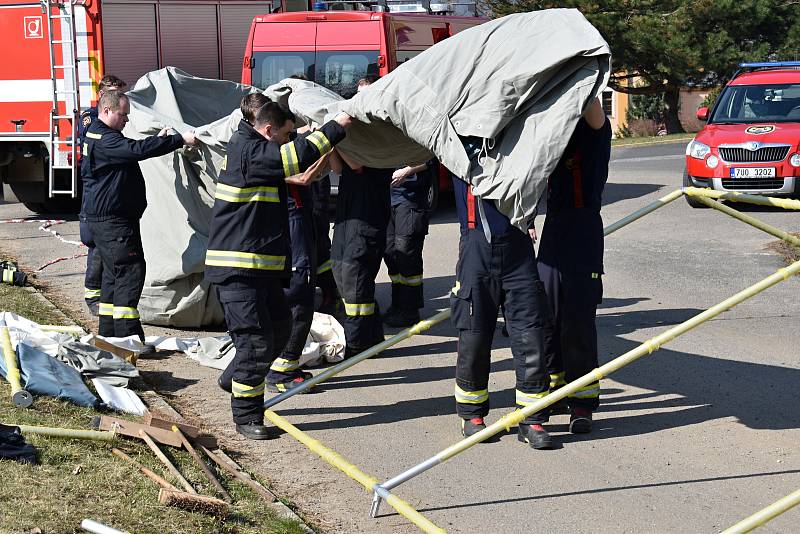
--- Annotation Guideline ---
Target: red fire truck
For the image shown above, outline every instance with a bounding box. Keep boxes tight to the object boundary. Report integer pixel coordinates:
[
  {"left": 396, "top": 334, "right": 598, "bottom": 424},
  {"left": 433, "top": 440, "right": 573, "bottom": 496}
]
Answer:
[
  {"left": 241, "top": 4, "right": 486, "bottom": 207},
  {"left": 0, "top": 0, "right": 274, "bottom": 213}
]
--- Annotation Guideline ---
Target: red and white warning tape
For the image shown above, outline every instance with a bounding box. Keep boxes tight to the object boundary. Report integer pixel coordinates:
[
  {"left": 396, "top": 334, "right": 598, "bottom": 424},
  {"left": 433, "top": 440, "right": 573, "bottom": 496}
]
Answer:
[{"left": 0, "top": 218, "right": 85, "bottom": 272}]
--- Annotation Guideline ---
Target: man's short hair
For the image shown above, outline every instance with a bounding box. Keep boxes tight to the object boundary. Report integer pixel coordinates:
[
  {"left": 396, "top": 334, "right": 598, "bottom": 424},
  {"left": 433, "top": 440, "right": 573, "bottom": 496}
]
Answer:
[
  {"left": 357, "top": 74, "right": 380, "bottom": 87},
  {"left": 99, "top": 74, "right": 126, "bottom": 91},
  {"left": 98, "top": 90, "right": 128, "bottom": 112},
  {"left": 240, "top": 93, "right": 271, "bottom": 124},
  {"left": 254, "top": 102, "right": 295, "bottom": 130}
]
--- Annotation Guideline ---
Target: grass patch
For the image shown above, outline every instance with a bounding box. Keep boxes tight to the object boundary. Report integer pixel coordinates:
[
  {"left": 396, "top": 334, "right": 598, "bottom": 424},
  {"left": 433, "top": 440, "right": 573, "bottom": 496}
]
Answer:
[
  {"left": 612, "top": 132, "right": 695, "bottom": 147},
  {"left": 766, "top": 233, "right": 800, "bottom": 265},
  {"left": 1, "top": 263, "right": 307, "bottom": 533},
  {"left": 0, "top": 283, "right": 64, "bottom": 326},
  {"left": 0, "top": 381, "right": 306, "bottom": 533}
]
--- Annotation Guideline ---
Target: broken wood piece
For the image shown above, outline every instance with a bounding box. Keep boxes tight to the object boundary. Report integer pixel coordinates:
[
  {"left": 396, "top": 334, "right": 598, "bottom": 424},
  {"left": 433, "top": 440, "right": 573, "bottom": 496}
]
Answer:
[
  {"left": 138, "top": 429, "right": 197, "bottom": 494},
  {"left": 144, "top": 414, "right": 215, "bottom": 446},
  {"left": 86, "top": 334, "right": 137, "bottom": 365},
  {"left": 172, "top": 426, "right": 232, "bottom": 503},
  {"left": 200, "top": 445, "right": 276, "bottom": 503},
  {"left": 95, "top": 416, "right": 182, "bottom": 448},
  {"left": 111, "top": 448, "right": 178, "bottom": 491},
  {"left": 158, "top": 488, "right": 229, "bottom": 518}
]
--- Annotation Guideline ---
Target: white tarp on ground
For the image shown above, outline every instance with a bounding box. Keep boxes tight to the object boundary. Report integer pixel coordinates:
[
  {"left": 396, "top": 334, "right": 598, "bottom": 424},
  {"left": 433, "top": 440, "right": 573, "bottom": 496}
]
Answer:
[{"left": 125, "top": 9, "right": 610, "bottom": 327}]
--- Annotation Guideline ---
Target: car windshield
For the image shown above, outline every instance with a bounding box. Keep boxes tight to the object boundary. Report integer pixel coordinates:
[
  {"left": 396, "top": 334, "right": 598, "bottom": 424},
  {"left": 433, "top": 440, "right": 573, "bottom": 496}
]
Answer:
[
  {"left": 252, "top": 50, "right": 380, "bottom": 98},
  {"left": 710, "top": 83, "right": 800, "bottom": 124}
]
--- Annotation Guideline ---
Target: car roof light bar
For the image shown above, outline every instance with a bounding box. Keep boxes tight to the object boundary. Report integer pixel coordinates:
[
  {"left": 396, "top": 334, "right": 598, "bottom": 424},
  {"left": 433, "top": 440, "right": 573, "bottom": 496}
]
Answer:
[{"left": 738, "top": 61, "right": 800, "bottom": 69}]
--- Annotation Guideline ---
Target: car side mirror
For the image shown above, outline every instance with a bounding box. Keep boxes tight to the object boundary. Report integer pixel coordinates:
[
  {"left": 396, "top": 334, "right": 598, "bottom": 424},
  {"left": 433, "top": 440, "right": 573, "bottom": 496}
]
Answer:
[{"left": 696, "top": 107, "right": 709, "bottom": 121}]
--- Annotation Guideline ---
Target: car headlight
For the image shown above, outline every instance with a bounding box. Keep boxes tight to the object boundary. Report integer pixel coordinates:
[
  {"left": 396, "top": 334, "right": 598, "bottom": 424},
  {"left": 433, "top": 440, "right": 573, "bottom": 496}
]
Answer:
[
  {"left": 706, "top": 155, "right": 719, "bottom": 168},
  {"left": 687, "top": 140, "right": 711, "bottom": 160},
  {"left": 791, "top": 153, "right": 800, "bottom": 167}
]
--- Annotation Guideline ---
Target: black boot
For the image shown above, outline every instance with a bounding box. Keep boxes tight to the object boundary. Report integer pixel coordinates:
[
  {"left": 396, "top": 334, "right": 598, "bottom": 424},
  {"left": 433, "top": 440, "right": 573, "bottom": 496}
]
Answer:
[
  {"left": 235, "top": 422, "right": 274, "bottom": 440},
  {"left": 383, "top": 307, "right": 421, "bottom": 328},
  {"left": 518, "top": 423, "right": 555, "bottom": 450}
]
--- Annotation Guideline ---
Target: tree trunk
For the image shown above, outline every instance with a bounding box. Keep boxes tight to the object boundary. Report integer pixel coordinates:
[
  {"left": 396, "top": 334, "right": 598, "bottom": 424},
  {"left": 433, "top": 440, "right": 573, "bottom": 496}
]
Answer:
[{"left": 664, "top": 85, "right": 685, "bottom": 133}]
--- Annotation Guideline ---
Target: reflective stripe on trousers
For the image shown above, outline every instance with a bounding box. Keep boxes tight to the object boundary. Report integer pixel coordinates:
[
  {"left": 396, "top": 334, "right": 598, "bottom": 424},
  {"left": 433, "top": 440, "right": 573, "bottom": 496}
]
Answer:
[{"left": 231, "top": 380, "right": 266, "bottom": 398}]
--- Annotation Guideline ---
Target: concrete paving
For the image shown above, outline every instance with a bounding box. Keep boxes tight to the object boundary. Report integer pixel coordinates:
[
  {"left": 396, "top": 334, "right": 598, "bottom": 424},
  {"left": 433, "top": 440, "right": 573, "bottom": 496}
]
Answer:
[{"left": 1, "top": 140, "right": 799, "bottom": 533}]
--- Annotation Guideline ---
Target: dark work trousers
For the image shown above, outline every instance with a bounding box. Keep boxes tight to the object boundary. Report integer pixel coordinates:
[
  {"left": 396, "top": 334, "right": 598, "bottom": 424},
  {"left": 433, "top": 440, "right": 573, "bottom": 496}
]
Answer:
[
  {"left": 79, "top": 217, "right": 103, "bottom": 314},
  {"left": 313, "top": 208, "right": 337, "bottom": 301},
  {"left": 331, "top": 222, "right": 385, "bottom": 354},
  {"left": 538, "top": 262, "right": 603, "bottom": 411},
  {"left": 384, "top": 202, "right": 428, "bottom": 311},
  {"left": 267, "top": 210, "right": 316, "bottom": 384},
  {"left": 88, "top": 217, "right": 146, "bottom": 340},
  {"left": 216, "top": 277, "right": 291, "bottom": 424},
  {"left": 450, "top": 229, "right": 550, "bottom": 424}
]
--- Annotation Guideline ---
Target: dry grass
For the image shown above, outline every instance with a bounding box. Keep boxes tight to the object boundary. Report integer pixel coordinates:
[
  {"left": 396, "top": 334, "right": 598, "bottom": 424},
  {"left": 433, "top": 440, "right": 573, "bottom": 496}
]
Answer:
[
  {"left": 0, "top": 282, "right": 306, "bottom": 534},
  {"left": 765, "top": 233, "right": 800, "bottom": 265}
]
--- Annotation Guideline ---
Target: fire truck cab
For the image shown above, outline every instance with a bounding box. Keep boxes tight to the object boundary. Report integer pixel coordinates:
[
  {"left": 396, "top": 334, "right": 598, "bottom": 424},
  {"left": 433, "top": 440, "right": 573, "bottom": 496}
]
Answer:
[{"left": 241, "top": 1, "right": 486, "bottom": 206}]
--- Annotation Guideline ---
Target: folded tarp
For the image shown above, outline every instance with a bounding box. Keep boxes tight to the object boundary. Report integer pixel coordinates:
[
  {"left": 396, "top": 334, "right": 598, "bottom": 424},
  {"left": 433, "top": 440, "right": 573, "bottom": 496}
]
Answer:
[
  {"left": 0, "top": 342, "right": 101, "bottom": 409},
  {"left": 56, "top": 342, "right": 139, "bottom": 387}
]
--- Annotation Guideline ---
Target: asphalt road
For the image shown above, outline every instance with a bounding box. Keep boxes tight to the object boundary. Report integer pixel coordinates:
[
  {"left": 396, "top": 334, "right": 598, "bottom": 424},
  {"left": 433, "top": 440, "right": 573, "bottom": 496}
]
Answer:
[{"left": 1, "top": 140, "right": 799, "bottom": 533}]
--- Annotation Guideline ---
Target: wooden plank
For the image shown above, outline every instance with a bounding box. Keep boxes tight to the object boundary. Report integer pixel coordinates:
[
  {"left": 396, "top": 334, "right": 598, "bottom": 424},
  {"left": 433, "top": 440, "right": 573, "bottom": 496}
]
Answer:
[
  {"left": 87, "top": 335, "right": 138, "bottom": 365},
  {"left": 96, "top": 416, "right": 182, "bottom": 448},
  {"left": 143, "top": 415, "right": 218, "bottom": 449},
  {"left": 96, "top": 415, "right": 218, "bottom": 449}
]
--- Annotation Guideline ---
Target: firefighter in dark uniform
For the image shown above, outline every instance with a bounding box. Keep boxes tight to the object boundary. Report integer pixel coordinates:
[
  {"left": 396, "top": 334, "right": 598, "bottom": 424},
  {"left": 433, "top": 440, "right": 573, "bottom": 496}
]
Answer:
[
  {"left": 537, "top": 97, "right": 611, "bottom": 434},
  {"left": 450, "top": 174, "right": 553, "bottom": 449},
  {"left": 328, "top": 75, "right": 392, "bottom": 357},
  {"left": 81, "top": 91, "right": 194, "bottom": 340},
  {"left": 77, "top": 75, "right": 126, "bottom": 315},
  {"left": 205, "top": 100, "right": 351, "bottom": 439},
  {"left": 312, "top": 175, "right": 342, "bottom": 315},
  {"left": 329, "top": 149, "right": 392, "bottom": 358},
  {"left": 234, "top": 93, "right": 322, "bottom": 393},
  {"left": 382, "top": 162, "right": 431, "bottom": 327}
]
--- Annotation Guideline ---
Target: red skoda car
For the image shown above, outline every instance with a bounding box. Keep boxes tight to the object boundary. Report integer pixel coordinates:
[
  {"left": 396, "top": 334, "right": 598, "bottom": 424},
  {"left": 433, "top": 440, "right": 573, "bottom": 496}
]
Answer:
[{"left": 684, "top": 62, "right": 800, "bottom": 207}]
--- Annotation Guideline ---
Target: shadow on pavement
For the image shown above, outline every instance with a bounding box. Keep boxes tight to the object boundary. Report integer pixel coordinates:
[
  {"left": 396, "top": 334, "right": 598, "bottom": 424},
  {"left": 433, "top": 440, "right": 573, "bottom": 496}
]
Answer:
[
  {"left": 286, "top": 305, "right": 800, "bottom": 436},
  {"left": 414, "top": 469, "right": 800, "bottom": 514}
]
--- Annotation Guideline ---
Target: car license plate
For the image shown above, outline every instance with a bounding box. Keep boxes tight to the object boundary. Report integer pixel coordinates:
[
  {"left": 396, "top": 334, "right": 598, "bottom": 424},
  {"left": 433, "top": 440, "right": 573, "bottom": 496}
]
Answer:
[{"left": 730, "top": 167, "right": 776, "bottom": 178}]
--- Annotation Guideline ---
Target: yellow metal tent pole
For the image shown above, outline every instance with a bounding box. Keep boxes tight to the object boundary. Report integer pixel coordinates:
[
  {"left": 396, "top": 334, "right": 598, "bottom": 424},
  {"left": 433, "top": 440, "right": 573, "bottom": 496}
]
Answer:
[
  {"left": 721, "top": 487, "right": 800, "bottom": 534},
  {"left": 603, "top": 189, "right": 684, "bottom": 236},
  {"left": 0, "top": 325, "right": 33, "bottom": 407},
  {"left": 684, "top": 186, "right": 800, "bottom": 210},
  {"left": 264, "top": 310, "right": 451, "bottom": 409},
  {"left": 370, "top": 259, "right": 800, "bottom": 517},
  {"left": 263, "top": 410, "right": 446, "bottom": 534},
  {"left": 14, "top": 424, "right": 116, "bottom": 442},
  {"left": 692, "top": 195, "right": 800, "bottom": 247}
]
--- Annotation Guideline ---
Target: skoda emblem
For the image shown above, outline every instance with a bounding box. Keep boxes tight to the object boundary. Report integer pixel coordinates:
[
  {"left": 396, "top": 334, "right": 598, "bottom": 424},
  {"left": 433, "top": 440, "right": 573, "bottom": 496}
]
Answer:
[
  {"left": 746, "top": 141, "right": 760, "bottom": 151},
  {"left": 745, "top": 125, "right": 775, "bottom": 135}
]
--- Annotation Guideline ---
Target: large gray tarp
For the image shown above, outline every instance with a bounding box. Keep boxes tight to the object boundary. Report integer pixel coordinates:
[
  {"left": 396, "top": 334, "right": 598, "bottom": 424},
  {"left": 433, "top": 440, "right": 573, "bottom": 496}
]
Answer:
[{"left": 126, "top": 9, "right": 610, "bottom": 327}]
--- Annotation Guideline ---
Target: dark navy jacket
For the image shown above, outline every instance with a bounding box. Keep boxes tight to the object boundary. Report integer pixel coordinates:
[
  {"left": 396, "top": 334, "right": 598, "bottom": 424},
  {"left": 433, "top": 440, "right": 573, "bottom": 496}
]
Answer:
[
  {"left": 80, "top": 121, "right": 184, "bottom": 221},
  {"left": 391, "top": 163, "right": 432, "bottom": 208},
  {"left": 205, "top": 119, "right": 345, "bottom": 283},
  {"left": 538, "top": 117, "right": 612, "bottom": 273},
  {"left": 452, "top": 176, "right": 520, "bottom": 238}
]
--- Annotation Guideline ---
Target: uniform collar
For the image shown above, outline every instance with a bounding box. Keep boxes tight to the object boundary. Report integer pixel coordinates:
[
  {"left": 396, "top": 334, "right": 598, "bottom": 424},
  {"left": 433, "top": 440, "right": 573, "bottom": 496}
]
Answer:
[{"left": 237, "top": 119, "right": 263, "bottom": 140}]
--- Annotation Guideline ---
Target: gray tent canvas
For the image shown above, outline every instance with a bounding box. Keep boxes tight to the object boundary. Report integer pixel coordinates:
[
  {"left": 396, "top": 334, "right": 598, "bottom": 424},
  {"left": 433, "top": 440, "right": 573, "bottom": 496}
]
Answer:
[{"left": 124, "top": 9, "right": 610, "bottom": 327}]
